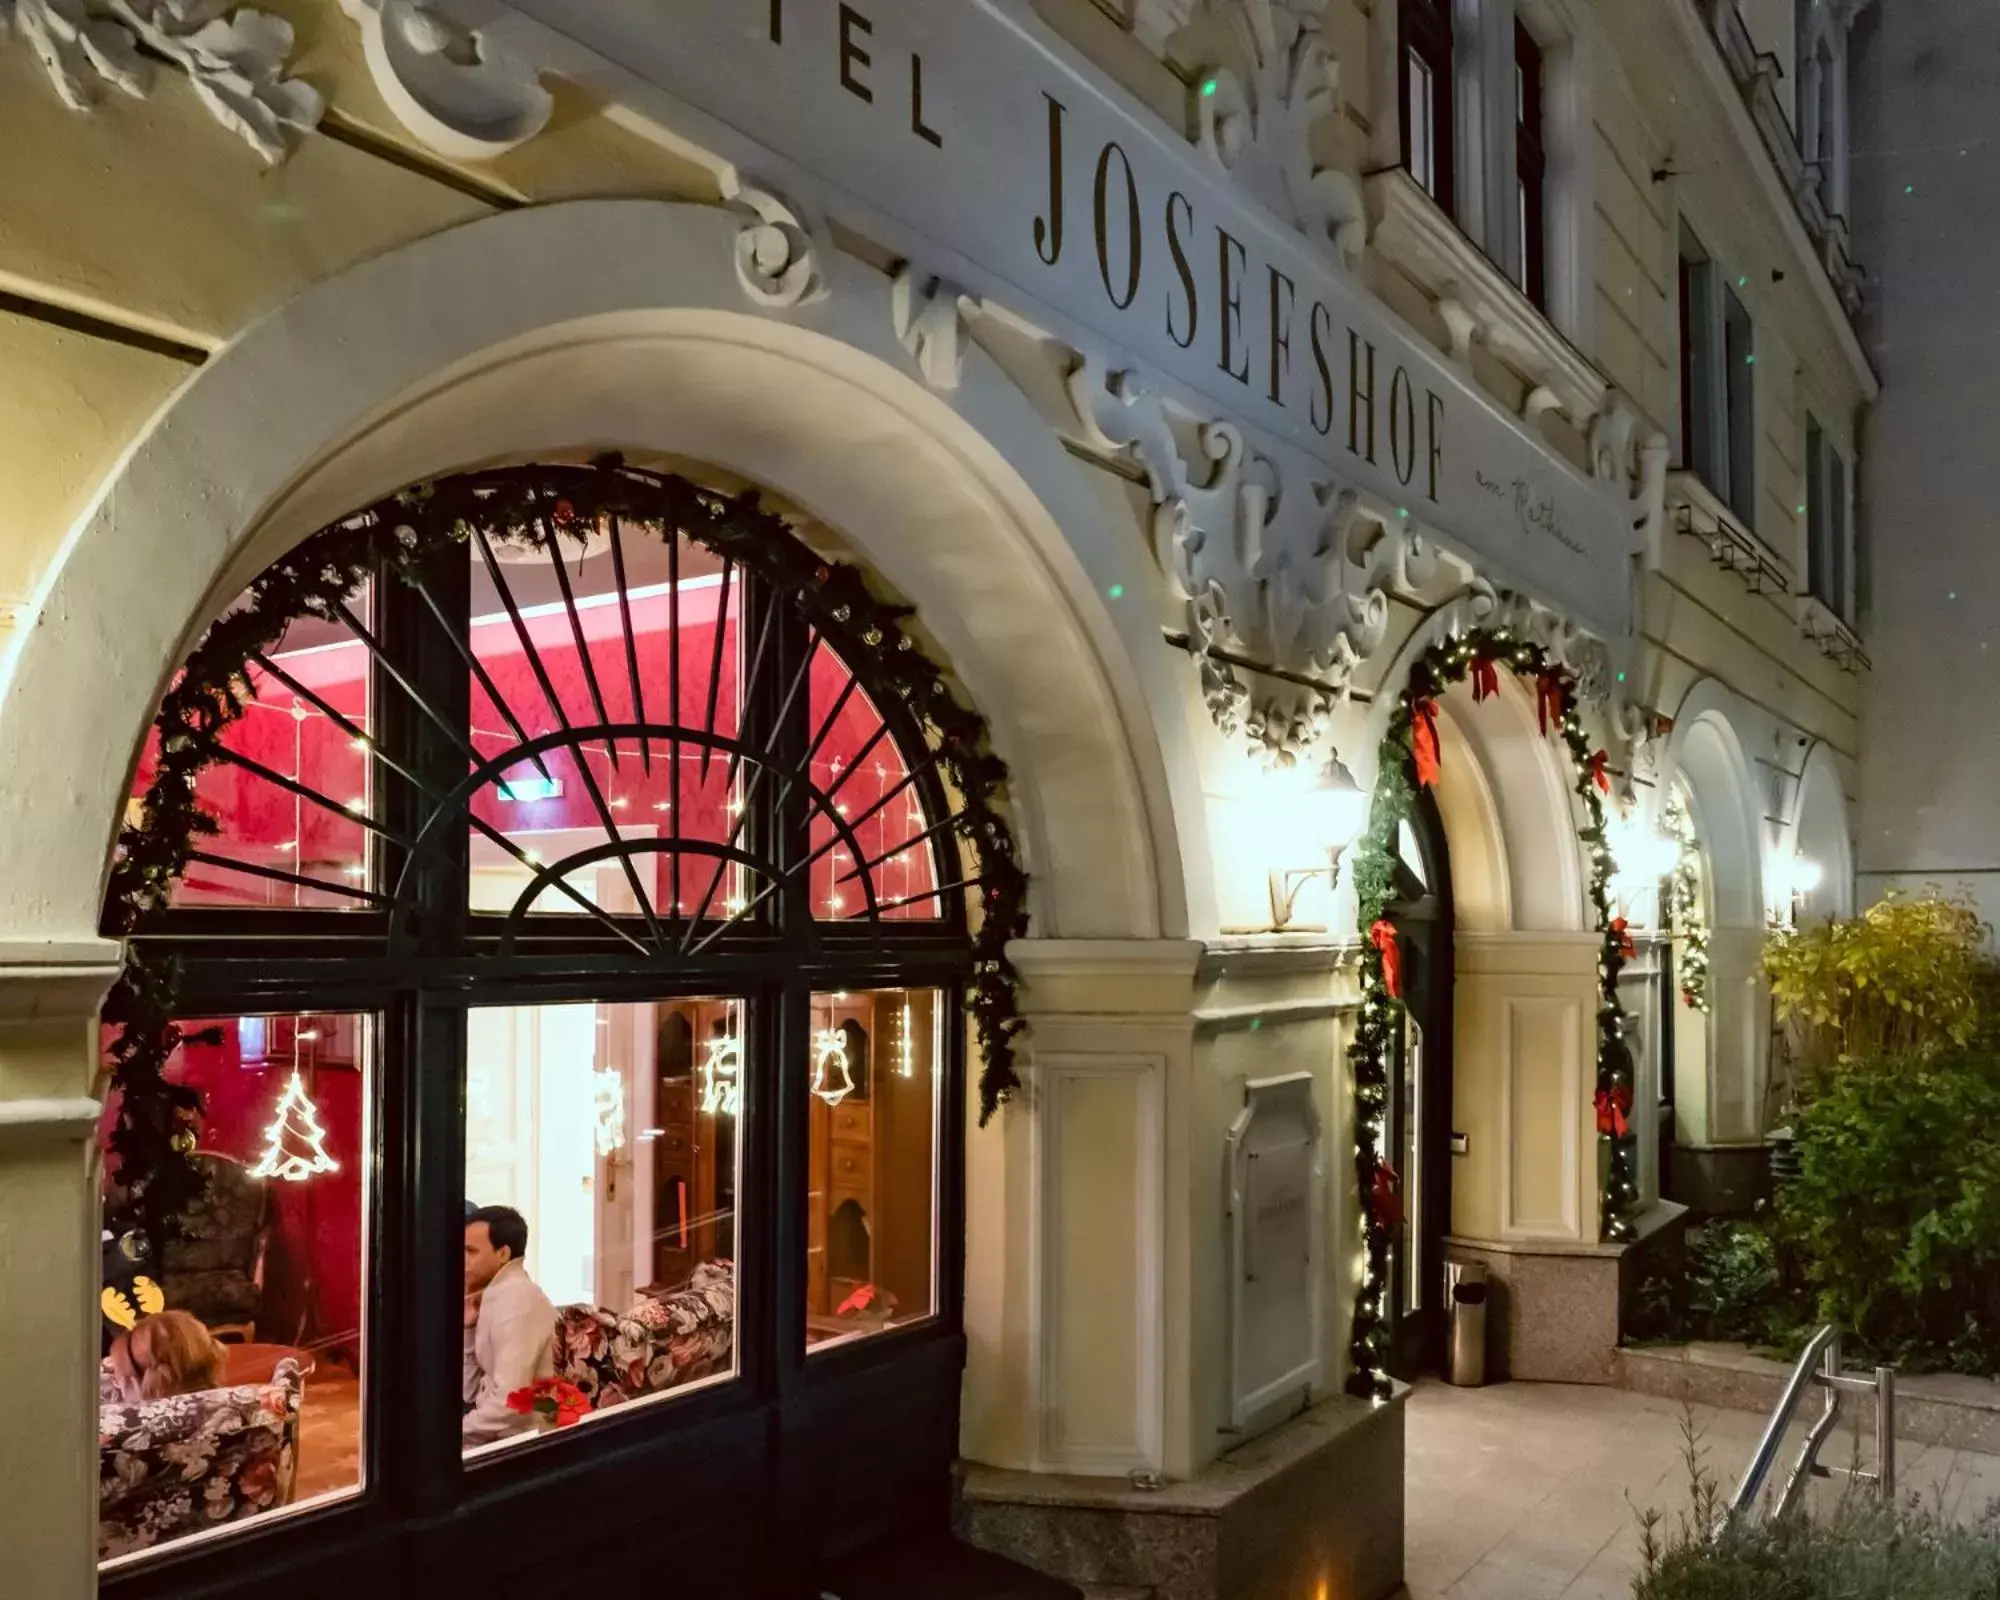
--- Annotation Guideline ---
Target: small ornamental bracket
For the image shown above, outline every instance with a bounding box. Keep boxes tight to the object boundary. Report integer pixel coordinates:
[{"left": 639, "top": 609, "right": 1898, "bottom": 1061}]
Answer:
[
  {"left": 891, "top": 264, "right": 971, "bottom": 391},
  {"left": 729, "top": 183, "right": 831, "bottom": 310},
  {"left": 341, "top": 0, "right": 552, "bottom": 161}
]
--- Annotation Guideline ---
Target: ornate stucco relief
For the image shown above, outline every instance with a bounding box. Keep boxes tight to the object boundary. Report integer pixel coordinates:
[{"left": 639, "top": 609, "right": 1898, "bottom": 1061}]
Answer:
[
  {"left": 1067, "top": 353, "right": 1455, "bottom": 763},
  {"left": 2, "top": 0, "right": 323, "bottom": 163}
]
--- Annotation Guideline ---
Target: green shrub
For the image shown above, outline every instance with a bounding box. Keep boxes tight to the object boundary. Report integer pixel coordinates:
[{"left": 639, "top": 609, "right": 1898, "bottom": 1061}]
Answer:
[
  {"left": 1763, "top": 892, "right": 1988, "bottom": 1096},
  {"left": 1778, "top": 1050, "right": 2000, "bottom": 1371},
  {"left": 1683, "top": 1221, "right": 1806, "bottom": 1351}
]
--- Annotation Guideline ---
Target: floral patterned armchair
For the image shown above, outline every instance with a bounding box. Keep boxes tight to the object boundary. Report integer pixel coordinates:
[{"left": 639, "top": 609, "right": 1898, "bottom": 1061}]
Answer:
[
  {"left": 553, "top": 1261, "right": 735, "bottom": 1413},
  {"left": 98, "top": 1357, "right": 303, "bottom": 1561}
]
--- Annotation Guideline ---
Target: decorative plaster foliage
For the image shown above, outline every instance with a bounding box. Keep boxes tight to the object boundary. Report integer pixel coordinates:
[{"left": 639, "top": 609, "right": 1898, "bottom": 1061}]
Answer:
[
  {"left": 1130, "top": 0, "right": 1195, "bottom": 54},
  {"left": 2, "top": 0, "right": 322, "bottom": 164},
  {"left": 341, "top": 0, "right": 551, "bottom": 160},
  {"left": 1069, "top": 354, "right": 1439, "bottom": 761},
  {"left": 1189, "top": 0, "right": 1367, "bottom": 271}
]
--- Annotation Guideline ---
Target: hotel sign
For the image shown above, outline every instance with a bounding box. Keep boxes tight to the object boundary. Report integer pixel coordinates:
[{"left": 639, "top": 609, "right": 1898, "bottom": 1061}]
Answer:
[{"left": 513, "top": 0, "right": 1632, "bottom": 638}]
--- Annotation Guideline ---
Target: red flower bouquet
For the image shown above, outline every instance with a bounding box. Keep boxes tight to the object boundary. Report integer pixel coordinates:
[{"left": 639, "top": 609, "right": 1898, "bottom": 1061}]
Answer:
[{"left": 505, "top": 1377, "right": 591, "bottom": 1429}]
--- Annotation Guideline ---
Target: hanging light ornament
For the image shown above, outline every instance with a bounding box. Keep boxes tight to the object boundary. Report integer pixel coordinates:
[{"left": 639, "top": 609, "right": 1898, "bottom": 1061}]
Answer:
[
  {"left": 897, "top": 997, "right": 916, "bottom": 1078},
  {"left": 699, "top": 1031, "right": 742, "bottom": 1117},
  {"left": 591, "top": 1067, "right": 627, "bottom": 1157},
  {"left": 249, "top": 1070, "right": 339, "bottom": 1182},
  {"left": 811, "top": 1028, "right": 856, "bottom": 1106}
]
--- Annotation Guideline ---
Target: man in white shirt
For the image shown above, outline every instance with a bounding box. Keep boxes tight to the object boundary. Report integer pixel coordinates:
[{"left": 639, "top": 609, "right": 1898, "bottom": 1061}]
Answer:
[{"left": 462, "top": 1204, "right": 557, "bottom": 1446}]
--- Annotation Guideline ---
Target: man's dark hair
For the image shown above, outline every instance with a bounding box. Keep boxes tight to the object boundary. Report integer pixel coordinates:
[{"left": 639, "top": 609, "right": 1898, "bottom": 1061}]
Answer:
[{"left": 467, "top": 1204, "right": 529, "bottom": 1262}]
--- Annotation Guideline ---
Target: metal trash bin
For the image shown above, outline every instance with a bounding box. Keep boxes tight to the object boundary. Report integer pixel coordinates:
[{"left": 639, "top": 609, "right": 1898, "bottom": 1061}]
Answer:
[{"left": 1446, "top": 1260, "right": 1489, "bottom": 1387}]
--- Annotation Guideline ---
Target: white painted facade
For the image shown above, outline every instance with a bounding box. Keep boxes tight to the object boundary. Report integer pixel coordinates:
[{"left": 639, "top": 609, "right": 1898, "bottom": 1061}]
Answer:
[{"left": 0, "top": 1, "right": 1876, "bottom": 1593}]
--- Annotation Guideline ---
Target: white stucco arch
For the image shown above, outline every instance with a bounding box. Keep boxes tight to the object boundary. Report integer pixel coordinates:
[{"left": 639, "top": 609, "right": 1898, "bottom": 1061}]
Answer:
[
  {"left": 0, "top": 199, "right": 1199, "bottom": 948},
  {"left": 1792, "top": 740, "right": 1856, "bottom": 921},
  {"left": 1661, "top": 687, "right": 1766, "bottom": 930},
  {"left": 1658, "top": 680, "right": 1772, "bottom": 1145},
  {"left": 1359, "top": 607, "right": 1589, "bottom": 935}
]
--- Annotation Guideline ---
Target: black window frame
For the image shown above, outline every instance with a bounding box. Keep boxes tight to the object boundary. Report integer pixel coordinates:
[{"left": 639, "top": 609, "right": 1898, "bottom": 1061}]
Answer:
[
  {"left": 1678, "top": 228, "right": 1758, "bottom": 530},
  {"left": 1514, "top": 19, "right": 1548, "bottom": 308},
  {"left": 100, "top": 469, "right": 979, "bottom": 1599},
  {"left": 1806, "top": 416, "right": 1854, "bottom": 623},
  {"left": 1400, "top": 0, "right": 1457, "bottom": 216}
]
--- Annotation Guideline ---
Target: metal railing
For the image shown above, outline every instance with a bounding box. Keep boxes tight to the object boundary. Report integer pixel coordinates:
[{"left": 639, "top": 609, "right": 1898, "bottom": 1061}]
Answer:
[{"left": 1725, "top": 1325, "right": 1896, "bottom": 1527}]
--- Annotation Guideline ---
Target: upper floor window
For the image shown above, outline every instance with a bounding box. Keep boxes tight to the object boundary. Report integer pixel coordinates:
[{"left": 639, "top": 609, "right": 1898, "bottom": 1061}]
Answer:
[
  {"left": 1806, "top": 417, "right": 1855, "bottom": 622},
  {"left": 1678, "top": 228, "right": 1759, "bottom": 529},
  {"left": 1514, "top": 20, "right": 1547, "bottom": 307},
  {"left": 1796, "top": 0, "right": 1850, "bottom": 219},
  {"left": 1400, "top": 0, "right": 1456, "bottom": 213}
]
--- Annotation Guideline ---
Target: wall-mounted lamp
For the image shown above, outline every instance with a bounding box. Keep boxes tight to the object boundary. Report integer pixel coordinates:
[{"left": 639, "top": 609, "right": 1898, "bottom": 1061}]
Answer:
[
  {"left": 1268, "top": 757, "right": 1370, "bottom": 931},
  {"left": 1786, "top": 853, "right": 1824, "bottom": 900}
]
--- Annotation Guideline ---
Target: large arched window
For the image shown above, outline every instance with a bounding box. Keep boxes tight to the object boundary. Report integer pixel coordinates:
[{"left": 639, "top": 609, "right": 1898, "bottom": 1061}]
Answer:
[{"left": 95, "top": 462, "right": 1023, "bottom": 1591}]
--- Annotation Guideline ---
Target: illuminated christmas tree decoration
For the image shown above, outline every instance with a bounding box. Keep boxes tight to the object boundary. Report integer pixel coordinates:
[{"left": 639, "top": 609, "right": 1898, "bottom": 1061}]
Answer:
[
  {"left": 249, "top": 1070, "right": 339, "bottom": 1182},
  {"left": 811, "top": 1028, "right": 856, "bottom": 1106}
]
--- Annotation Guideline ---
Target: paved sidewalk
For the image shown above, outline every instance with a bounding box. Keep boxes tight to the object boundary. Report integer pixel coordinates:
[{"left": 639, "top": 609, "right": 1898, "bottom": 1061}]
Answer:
[{"left": 1403, "top": 1376, "right": 2000, "bottom": 1599}]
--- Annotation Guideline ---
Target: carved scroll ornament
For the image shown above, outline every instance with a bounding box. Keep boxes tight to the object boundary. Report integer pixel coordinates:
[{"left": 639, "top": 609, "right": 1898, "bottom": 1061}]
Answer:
[{"left": 1069, "top": 354, "right": 1441, "bottom": 763}]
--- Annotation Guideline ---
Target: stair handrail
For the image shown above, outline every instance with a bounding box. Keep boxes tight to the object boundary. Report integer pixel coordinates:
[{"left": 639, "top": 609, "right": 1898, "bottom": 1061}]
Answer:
[{"left": 1722, "top": 1324, "right": 1896, "bottom": 1530}]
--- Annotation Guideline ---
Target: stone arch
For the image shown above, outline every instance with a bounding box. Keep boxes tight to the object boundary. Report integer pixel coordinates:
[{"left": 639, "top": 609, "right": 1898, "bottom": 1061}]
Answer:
[
  {"left": 1660, "top": 684, "right": 1771, "bottom": 1146},
  {"left": 0, "top": 199, "right": 1191, "bottom": 949},
  {"left": 1792, "top": 739, "right": 1856, "bottom": 920},
  {"left": 1361, "top": 608, "right": 1589, "bottom": 935},
  {"left": 1662, "top": 691, "right": 1765, "bottom": 930}
]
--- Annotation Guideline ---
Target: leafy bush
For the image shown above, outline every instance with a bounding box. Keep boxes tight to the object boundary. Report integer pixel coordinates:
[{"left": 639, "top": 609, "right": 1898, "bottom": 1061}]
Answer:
[
  {"left": 1635, "top": 1411, "right": 2000, "bottom": 1599},
  {"left": 1778, "top": 1050, "right": 2000, "bottom": 1371},
  {"left": 1683, "top": 1221, "right": 1805, "bottom": 1351},
  {"left": 1763, "top": 892, "right": 1987, "bottom": 1095}
]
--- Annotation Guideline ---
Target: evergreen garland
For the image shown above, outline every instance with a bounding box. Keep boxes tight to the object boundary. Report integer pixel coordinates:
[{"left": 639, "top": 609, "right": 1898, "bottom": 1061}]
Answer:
[
  {"left": 102, "top": 459, "right": 1030, "bottom": 1256},
  {"left": 1344, "top": 626, "right": 1638, "bottom": 1400}
]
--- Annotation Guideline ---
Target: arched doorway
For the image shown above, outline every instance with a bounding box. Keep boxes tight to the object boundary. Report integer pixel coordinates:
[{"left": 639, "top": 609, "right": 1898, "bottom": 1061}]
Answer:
[
  {"left": 95, "top": 461, "right": 1019, "bottom": 1595},
  {"left": 1385, "top": 786, "right": 1454, "bottom": 1378}
]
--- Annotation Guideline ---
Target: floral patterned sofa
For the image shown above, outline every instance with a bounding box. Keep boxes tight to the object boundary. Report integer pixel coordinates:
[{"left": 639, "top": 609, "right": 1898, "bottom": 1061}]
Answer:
[
  {"left": 552, "top": 1261, "right": 735, "bottom": 1413},
  {"left": 98, "top": 1357, "right": 303, "bottom": 1561}
]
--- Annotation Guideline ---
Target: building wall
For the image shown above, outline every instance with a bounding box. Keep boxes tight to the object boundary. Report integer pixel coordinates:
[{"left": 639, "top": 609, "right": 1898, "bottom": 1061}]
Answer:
[
  {"left": 1850, "top": 2, "right": 2000, "bottom": 931},
  {"left": 0, "top": 0, "right": 1884, "bottom": 1592}
]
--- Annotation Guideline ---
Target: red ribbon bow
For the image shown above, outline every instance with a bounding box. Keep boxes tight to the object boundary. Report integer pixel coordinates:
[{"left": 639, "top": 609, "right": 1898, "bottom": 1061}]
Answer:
[
  {"left": 1470, "top": 656, "right": 1500, "bottom": 704},
  {"left": 1369, "top": 919, "right": 1403, "bottom": 999},
  {"left": 1370, "top": 1160, "right": 1404, "bottom": 1230},
  {"left": 1411, "top": 697, "right": 1442, "bottom": 788},
  {"left": 1588, "top": 749, "right": 1611, "bottom": 794},
  {"left": 1610, "top": 916, "right": 1636, "bottom": 960},
  {"left": 1535, "top": 672, "right": 1568, "bottom": 736},
  {"left": 1594, "top": 1085, "right": 1634, "bottom": 1139}
]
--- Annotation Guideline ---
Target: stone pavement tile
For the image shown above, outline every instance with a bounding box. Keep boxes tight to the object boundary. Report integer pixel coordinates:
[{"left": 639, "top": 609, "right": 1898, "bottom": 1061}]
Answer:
[{"left": 1443, "top": 1557, "right": 1568, "bottom": 1599}]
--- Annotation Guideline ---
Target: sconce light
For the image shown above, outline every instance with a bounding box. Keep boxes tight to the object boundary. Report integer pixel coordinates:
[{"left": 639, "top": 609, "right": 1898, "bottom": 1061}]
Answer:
[
  {"left": 1786, "top": 853, "right": 1824, "bottom": 901},
  {"left": 1268, "top": 756, "right": 1369, "bottom": 931}
]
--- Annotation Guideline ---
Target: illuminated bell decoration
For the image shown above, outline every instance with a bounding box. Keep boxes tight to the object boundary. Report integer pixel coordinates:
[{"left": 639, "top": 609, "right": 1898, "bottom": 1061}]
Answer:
[
  {"left": 700, "top": 1034, "right": 742, "bottom": 1117},
  {"left": 591, "top": 1067, "right": 627, "bottom": 1158},
  {"left": 248, "top": 1069, "right": 339, "bottom": 1183},
  {"left": 811, "top": 1028, "right": 856, "bottom": 1106}
]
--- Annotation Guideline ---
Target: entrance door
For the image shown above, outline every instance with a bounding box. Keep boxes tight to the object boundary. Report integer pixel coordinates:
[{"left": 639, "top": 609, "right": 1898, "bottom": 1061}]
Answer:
[{"left": 1385, "top": 787, "right": 1454, "bottom": 1378}]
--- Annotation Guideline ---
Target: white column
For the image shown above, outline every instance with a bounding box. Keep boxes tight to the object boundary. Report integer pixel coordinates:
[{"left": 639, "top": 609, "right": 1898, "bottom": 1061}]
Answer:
[
  {"left": 960, "top": 939, "right": 1199, "bottom": 1479},
  {"left": 0, "top": 939, "right": 124, "bottom": 1600}
]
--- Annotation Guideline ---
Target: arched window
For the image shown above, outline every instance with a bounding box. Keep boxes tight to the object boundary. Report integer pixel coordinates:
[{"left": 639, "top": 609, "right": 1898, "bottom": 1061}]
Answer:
[{"left": 95, "top": 462, "right": 1023, "bottom": 1588}]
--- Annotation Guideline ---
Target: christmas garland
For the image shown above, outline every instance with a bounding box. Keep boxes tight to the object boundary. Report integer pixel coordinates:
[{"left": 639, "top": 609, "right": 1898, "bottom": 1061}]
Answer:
[
  {"left": 1663, "top": 788, "right": 1711, "bottom": 1013},
  {"left": 102, "top": 459, "right": 1030, "bottom": 1256},
  {"left": 1344, "top": 626, "right": 1638, "bottom": 1400}
]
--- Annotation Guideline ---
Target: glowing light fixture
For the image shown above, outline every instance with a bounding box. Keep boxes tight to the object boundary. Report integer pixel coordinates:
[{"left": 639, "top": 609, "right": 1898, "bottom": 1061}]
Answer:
[
  {"left": 699, "top": 1032, "right": 742, "bottom": 1117},
  {"left": 1267, "top": 755, "right": 1370, "bottom": 930},
  {"left": 811, "top": 1028, "right": 856, "bottom": 1106},
  {"left": 497, "top": 774, "right": 564, "bottom": 803}
]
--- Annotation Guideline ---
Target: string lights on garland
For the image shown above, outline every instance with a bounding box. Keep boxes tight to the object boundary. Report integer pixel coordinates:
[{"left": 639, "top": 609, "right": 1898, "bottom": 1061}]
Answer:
[
  {"left": 1344, "top": 626, "right": 1640, "bottom": 1401},
  {"left": 100, "top": 457, "right": 1031, "bottom": 1257}
]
